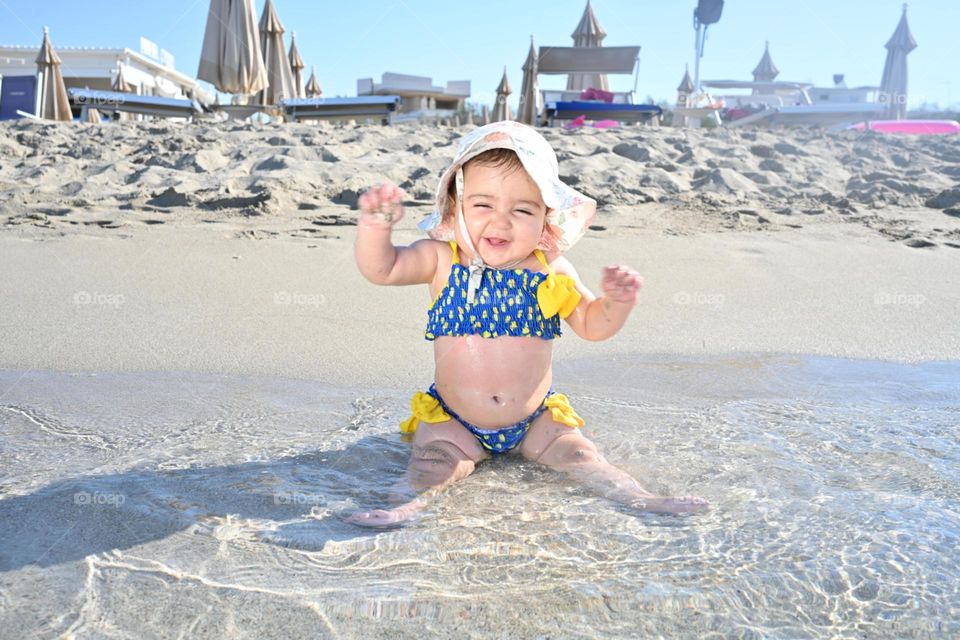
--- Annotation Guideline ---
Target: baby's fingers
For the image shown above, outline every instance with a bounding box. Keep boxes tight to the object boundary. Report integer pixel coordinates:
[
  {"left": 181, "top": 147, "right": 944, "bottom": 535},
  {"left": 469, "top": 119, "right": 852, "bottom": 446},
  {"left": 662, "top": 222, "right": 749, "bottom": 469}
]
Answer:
[{"left": 358, "top": 192, "right": 373, "bottom": 211}]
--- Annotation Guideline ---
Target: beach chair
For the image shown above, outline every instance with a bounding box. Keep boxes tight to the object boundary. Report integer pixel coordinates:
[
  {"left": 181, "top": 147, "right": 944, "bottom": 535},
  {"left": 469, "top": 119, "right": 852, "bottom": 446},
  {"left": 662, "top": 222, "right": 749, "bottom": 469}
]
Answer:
[
  {"left": 725, "top": 103, "right": 887, "bottom": 128},
  {"left": 279, "top": 96, "right": 401, "bottom": 125},
  {"left": 543, "top": 101, "right": 662, "bottom": 127},
  {"left": 535, "top": 46, "right": 661, "bottom": 127},
  {"left": 68, "top": 88, "right": 203, "bottom": 121}
]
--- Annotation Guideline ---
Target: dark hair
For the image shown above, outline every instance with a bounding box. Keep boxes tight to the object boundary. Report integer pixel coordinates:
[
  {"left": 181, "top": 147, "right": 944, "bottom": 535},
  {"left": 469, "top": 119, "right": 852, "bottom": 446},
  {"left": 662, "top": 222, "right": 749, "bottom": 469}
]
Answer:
[
  {"left": 445, "top": 148, "right": 558, "bottom": 249},
  {"left": 446, "top": 148, "right": 525, "bottom": 205}
]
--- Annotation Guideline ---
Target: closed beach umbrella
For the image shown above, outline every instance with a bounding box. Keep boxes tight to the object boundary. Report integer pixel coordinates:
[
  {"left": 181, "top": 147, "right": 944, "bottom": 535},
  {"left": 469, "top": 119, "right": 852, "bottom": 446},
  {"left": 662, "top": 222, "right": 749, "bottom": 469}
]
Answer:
[
  {"left": 879, "top": 5, "right": 917, "bottom": 120},
  {"left": 255, "top": 0, "right": 296, "bottom": 105},
  {"left": 751, "top": 41, "right": 779, "bottom": 96},
  {"left": 677, "top": 65, "right": 695, "bottom": 107},
  {"left": 492, "top": 67, "right": 512, "bottom": 122},
  {"left": 518, "top": 36, "right": 541, "bottom": 126},
  {"left": 288, "top": 31, "right": 305, "bottom": 98},
  {"left": 197, "top": 0, "right": 228, "bottom": 86},
  {"left": 305, "top": 65, "right": 322, "bottom": 97},
  {"left": 84, "top": 107, "right": 102, "bottom": 123},
  {"left": 752, "top": 41, "right": 779, "bottom": 82},
  {"left": 112, "top": 65, "right": 134, "bottom": 93},
  {"left": 197, "top": 0, "right": 267, "bottom": 95},
  {"left": 36, "top": 27, "right": 71, "bottom": 121},
  {"left": 566, "top": 0, "right": 608, "bottom": 92},
  {"left": 112, "top": 65, "right": 135, "bottom": 120}
]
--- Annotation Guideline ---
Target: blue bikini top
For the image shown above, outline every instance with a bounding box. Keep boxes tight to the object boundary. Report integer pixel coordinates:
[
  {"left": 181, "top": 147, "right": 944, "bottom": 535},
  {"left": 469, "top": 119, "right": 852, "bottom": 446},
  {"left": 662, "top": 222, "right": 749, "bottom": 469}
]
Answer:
[{"left": 424, "top": 241, "right": 581, "bottom": 341}]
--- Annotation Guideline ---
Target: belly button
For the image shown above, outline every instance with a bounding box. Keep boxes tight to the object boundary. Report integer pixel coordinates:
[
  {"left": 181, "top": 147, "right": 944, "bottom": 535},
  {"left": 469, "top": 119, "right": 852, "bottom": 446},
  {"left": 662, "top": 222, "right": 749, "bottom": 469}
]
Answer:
[{"left": 492, "top": 395, "right": 500, "bottom": 404}]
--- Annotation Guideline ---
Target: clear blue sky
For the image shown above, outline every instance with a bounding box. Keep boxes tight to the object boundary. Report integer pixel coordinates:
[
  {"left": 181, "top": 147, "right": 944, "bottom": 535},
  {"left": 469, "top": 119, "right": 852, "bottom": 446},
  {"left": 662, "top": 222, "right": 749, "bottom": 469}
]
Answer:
[{"left": 1, "top": 0, "right": 956, "bottom": 109}]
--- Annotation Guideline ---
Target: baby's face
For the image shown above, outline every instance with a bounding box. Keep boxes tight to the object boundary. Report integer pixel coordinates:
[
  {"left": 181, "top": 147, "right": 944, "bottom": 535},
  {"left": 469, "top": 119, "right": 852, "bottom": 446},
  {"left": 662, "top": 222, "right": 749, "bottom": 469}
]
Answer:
[{"left": 456, "top": 162, "right": 548, "bottom": 268}]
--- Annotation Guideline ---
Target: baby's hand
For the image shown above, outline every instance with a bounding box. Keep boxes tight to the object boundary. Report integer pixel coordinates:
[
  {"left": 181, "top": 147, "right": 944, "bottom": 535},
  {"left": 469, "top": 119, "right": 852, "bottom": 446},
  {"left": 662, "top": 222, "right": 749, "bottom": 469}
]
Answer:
[
  {"left": 358, "top": 182, "right": 406, "bottom": 228},
  {"left": 601, "top": 265, "right": 644, "bottom": 305}
]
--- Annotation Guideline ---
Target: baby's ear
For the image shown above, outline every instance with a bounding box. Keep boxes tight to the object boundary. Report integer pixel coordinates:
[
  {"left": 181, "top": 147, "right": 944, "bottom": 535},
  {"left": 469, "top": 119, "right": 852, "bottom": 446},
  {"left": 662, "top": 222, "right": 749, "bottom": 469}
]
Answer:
[{"left": 538, "top": 224, "right": 561, "bottom": 253}]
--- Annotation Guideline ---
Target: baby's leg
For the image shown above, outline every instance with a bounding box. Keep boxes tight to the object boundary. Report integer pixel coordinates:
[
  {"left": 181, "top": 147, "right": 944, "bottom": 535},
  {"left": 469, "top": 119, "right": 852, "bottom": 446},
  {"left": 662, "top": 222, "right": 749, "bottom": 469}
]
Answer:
[
  {"left": 519, "top": 417, "right": 708, "bottom": 515},
  {"left": 347, "top": 419, "right": 489, "bottom": 527}
]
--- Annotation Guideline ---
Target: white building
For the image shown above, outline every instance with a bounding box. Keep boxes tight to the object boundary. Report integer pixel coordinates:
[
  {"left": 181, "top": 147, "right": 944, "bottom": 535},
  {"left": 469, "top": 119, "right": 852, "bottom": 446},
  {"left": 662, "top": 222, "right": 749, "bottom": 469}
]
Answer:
[
  {"left": 357, "top": 72, "right": 469, "bottom": 122},
  {"left": 0, "top": 39, "right": 213, "bottom": 103},
  {"left": 809, "top": 75, "right": 879, "bottom": 105}
]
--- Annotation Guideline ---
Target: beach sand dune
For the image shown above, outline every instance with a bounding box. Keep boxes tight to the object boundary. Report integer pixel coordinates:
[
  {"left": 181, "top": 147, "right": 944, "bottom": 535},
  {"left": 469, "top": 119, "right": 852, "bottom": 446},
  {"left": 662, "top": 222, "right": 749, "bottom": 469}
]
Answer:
[{"left": 2, "top": 119, "right": 959, "bottom": 248}]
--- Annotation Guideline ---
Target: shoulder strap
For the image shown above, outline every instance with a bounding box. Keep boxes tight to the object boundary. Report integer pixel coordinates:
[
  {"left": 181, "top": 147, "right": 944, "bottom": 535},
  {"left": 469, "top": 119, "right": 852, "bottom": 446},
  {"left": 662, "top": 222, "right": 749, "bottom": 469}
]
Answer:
[
  {"left": 533, "top": 249, "right": 551, "bottom": 273},
  {"left": 449, "top": 240, "right": 459, "bottom": 264}
]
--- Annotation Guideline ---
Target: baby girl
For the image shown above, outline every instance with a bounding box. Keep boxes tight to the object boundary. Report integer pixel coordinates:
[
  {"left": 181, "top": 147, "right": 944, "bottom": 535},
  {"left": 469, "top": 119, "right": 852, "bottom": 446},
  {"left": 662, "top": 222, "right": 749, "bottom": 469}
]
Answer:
[{"left": 351, "top": 121, "right": 707, "bottom": 526}]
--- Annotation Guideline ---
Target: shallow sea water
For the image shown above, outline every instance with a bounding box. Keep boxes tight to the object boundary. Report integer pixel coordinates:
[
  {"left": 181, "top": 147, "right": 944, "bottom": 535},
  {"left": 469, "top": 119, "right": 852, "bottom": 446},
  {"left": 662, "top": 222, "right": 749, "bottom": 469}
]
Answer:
[{"left": 0, "top": 354, "right": 957, "bottom": 639}]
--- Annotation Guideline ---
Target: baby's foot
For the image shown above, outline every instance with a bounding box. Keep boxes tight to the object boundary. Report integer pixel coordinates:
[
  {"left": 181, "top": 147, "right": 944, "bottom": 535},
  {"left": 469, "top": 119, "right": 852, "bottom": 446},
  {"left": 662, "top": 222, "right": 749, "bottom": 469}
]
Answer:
[
  {"left": 345, "top": 500, "right": 425, "bottom": 528},
  {"left": 630, "top": 495, "right": 709, "bottom": 515}
]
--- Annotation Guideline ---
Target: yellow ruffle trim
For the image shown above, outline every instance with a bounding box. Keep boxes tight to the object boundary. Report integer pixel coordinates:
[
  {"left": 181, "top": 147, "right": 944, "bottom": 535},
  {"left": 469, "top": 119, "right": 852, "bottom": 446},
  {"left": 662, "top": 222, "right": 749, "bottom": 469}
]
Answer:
[
  {"left": 399, "top": 391, "right": 451, "bottom": 434},
  {"left": 543, "top": 392, "right": 586, "bottom": 428},
  {"left": 537, "top": 272, "right": 582, "bottom": 319}
]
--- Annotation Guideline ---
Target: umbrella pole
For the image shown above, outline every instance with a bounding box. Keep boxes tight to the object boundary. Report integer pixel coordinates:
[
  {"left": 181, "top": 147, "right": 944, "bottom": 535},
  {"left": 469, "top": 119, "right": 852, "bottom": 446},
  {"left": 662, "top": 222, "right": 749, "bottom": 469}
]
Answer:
[
  {"left": 693, "top": 24, "right": 703, "bottom": 94},
  {"left": 35, "top": 70, "right": 43, "bottom": 117}
]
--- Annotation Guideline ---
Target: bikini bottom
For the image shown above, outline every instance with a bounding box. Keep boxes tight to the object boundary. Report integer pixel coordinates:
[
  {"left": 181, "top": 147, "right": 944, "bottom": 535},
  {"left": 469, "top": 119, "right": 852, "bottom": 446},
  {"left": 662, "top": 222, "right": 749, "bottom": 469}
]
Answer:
[{"left": 399, "top": 382, "right": 584, "bottom": 454}]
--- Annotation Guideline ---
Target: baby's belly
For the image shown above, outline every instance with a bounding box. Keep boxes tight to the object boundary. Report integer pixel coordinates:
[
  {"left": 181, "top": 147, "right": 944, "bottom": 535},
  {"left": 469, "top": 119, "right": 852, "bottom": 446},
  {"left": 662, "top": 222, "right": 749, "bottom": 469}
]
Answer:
[{"left": 433, "top": 335, "right": 553, "bottom": 429}]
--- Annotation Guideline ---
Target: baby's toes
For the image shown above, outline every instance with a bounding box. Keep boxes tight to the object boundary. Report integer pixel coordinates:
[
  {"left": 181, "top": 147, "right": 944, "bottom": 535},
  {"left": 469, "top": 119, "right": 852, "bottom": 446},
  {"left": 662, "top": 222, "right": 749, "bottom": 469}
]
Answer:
[{"left": 674, "top": 495, "right": 710, "bottom": 512}]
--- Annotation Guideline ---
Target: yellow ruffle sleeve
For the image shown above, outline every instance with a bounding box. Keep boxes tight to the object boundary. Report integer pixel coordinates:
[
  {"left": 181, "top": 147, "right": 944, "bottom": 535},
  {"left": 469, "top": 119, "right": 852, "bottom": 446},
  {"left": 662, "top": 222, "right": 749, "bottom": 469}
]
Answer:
[
  {"left": 399, "top": 391, "right": 452, "bottom": 434},
  {"left": 543, "top": 392, "right": 585, "bottom": 428},
  {"left": 537, "top": 272, "right": 582, "bottom": 319}
]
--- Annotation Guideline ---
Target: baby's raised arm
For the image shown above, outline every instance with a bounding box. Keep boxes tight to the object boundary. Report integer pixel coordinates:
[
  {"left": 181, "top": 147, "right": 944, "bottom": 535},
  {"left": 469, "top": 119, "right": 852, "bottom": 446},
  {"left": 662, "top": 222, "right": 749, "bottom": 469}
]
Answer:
[
  {"left": 553, "top": 255, "right": 643, "bottom": 342},
  {"left": 355, "top": 183, "right": 438, "bottom": 286}
]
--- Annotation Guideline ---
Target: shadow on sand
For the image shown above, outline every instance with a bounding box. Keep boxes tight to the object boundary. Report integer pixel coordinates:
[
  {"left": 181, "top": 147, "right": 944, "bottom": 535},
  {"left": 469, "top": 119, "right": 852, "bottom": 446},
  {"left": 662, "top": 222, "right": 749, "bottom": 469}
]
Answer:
[{"left": 0, "top": 435, "right": 412, "bottom": 572}]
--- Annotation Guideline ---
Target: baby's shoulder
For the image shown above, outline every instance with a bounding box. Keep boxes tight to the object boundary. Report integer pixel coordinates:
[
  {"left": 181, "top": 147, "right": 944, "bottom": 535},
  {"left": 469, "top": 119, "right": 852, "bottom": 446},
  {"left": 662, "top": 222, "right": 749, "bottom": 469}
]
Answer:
[
  {"left": 426, "top": 239, "right": 457, "bottom": 294},
  {"left": 545, "top": 252, "right": 578, "bottom": 276},
  {"left": 430, "top": 238, "right": 457, "bottom": 265}
]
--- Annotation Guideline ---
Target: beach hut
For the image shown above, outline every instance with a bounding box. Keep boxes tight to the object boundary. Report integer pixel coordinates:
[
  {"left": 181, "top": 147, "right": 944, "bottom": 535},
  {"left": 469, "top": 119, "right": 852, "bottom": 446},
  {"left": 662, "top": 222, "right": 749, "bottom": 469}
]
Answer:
[
  {"left": 517, "top": 36, "right": 541, "bottom": 126},
  {"left": 255, "top": 0, "right": 296, "bottom": 106},
  {"left": 492, "top": 67, "right": 512, "bottom": 122},
  {"left": 879, "top": 5, "right": 917, "bottom": 120},
  {"left": 566, "top": 0, "right": 608, "bottom": 92},
  {"left": 288, "top": 31, "right": 305, "bottom": 99}
]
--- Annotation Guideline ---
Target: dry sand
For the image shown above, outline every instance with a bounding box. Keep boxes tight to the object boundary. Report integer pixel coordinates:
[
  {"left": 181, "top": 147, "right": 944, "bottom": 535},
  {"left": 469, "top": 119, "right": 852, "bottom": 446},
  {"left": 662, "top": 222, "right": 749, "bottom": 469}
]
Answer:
[{"left": 1, "top": 118, "right": 959, "bottom": 386}]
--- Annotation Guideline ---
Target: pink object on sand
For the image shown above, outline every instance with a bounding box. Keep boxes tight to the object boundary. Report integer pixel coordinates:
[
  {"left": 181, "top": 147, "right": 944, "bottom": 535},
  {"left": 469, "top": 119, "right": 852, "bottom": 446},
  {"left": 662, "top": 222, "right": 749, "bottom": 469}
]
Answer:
[
  {"left": 563, "top": 115, "right": 620, "bottom": 130},
  {"left": 579, "top": 88, "right": 615, "bottom": 103},
  {"left": 847, "top": 120, "right": 960, "bottom": 135}
]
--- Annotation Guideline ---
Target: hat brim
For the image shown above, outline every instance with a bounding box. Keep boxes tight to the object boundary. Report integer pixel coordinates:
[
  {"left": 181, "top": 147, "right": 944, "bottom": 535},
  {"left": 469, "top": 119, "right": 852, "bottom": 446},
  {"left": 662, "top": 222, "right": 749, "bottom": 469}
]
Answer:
[{"left": 419, "top": 122, "right": 596, "bottom": 253}]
